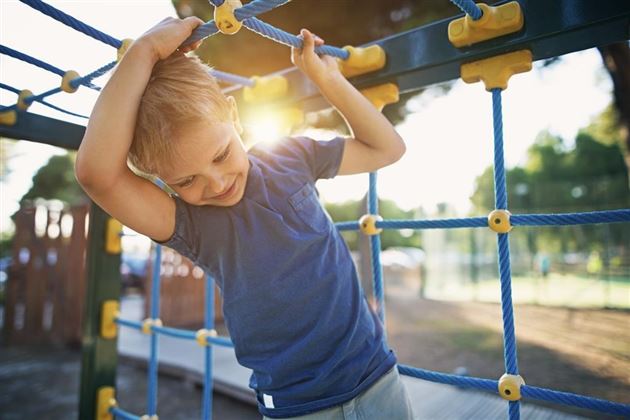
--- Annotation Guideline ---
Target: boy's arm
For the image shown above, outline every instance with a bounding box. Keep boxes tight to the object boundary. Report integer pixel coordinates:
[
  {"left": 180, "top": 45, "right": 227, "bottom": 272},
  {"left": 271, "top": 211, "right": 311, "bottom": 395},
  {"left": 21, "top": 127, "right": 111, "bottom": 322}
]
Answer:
[
  {"left": 291, "top": 30, "right": 406, "bottom": 176},
  {"left": 75, "top": 17, "right": 203, "bottom": 242}
]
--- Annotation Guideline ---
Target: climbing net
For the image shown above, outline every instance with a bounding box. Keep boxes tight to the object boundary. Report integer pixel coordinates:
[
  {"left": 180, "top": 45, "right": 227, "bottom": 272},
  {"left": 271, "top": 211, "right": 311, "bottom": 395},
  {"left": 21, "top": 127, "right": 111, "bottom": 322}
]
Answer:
[{"left": 2, "top": 1, "right": 630, "bottom": 419}]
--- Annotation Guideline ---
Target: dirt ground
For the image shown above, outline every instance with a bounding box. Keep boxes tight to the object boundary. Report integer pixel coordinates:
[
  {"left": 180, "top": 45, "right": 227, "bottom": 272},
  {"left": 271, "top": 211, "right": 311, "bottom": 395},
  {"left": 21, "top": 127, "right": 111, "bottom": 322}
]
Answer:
[{"left": 384, "top": 294, "right": 630, "bottom": 414}]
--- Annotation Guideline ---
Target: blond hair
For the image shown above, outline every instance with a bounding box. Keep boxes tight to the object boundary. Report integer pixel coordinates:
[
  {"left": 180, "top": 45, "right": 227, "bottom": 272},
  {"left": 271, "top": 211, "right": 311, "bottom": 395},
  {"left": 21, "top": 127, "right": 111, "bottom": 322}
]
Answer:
[{"left": 129, "top": 52, "right": 231, "bottom": 175}]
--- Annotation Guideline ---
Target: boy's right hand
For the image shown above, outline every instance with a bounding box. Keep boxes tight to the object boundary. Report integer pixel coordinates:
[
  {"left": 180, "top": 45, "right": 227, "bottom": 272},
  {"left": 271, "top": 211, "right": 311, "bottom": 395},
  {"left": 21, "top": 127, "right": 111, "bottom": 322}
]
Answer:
[{"left": 135, "top": 16, "right": 205, "bottom": 63}]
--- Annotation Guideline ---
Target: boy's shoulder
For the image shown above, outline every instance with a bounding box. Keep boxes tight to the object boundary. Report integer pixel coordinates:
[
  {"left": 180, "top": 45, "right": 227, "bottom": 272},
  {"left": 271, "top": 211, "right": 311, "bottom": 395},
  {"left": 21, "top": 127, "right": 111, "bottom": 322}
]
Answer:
[
  {"left": 248, "top": 136, "right": 345, "bottom": 182},
  {"left": 248, "top": 136, "right": 313, "bottom": 160}
]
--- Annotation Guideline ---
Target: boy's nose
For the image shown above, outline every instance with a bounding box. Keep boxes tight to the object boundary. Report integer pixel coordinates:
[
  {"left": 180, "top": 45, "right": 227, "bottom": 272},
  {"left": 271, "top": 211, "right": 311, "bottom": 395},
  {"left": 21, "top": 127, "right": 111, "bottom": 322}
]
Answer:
[{"left": 206, "top": 176, "right": 229, "bottom": 196}]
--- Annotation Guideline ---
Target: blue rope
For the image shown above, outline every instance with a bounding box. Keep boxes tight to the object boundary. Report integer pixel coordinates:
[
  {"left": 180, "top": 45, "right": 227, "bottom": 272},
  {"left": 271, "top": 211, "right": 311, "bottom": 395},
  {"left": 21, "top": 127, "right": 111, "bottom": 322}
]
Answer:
[
  {"left": 449, "top": 0, "right": 483, "bottom": 20},
  {"left": 368, "top": 172, "right": 386, "bottom": 324},
  {"left": 114, "top": 318, "right": 142, "bottom": 331},
  {"left": 379, "top": 217, "right": 488, "bottom": 230},
  {"left": 70, "top": 60, "right": 117, "bottom": 90},
  {"left": 242, "top": 18, "right": 350, "bottom": 59},
  {"left": 512, "top": 209, "right": 630, "bottom": 226},
  {"left": 115, "top": 318, "right": 233, "bottom": 347},
  {"left": 0, "top": 44, "right": 65, "bottom": 77},
  {"left": 210, "top": 70, "right": 255, "bottom": 87},
  {"left": 0, "top": 83, "right": 89, "bottom": 118},
  {"left": 19, "top": 0, "right": 122, "bottom": 48},
  {"left": 147, "top": 244, "right": 162, "bottom": 417},
  {"left": 110, "top": 407, "right": 141, "bottom": 420},
  {"left": 0, "top": 59, "right": 115, "bottom": 114},
  {"left": 182, "top": 21, "right": 220, "bottom": 46},
  {"left": 335, "top": 211, "right": 630, "bottom": 232},
  {"left": 0, "top": 83, "right": 21, "bottom": 94},
  {"left": 491, "top": 88, "right": 520, "bottom": 420},
  {"left": 399, "top": 365, "right": 630, "bottom": 417},
  {"left": 203, "top": 275, "right": 215, "bottom": 420},
  {"left": 521, "top": 385, "right": 630, "bottom": 417},
  {"left": 398, "top": 365, "right": 498, "bottom": 392},
  {"left": 0, "top": 45, "right": 102, "bottom": 92}
]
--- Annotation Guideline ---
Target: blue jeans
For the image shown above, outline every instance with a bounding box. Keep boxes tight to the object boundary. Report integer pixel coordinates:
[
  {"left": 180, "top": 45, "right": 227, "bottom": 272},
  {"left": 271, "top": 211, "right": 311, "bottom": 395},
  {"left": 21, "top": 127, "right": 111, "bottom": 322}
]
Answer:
[{"left": 263, "top": 367, "right": 415, "bottom": 419}]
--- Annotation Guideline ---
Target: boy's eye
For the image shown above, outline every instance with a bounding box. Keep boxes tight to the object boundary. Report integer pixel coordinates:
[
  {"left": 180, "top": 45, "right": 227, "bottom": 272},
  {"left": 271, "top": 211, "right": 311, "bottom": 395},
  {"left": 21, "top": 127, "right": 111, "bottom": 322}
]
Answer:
[
  {"left": 214, "top": 146, "right": 231, "bottom": 163},
  {"left": 178, "top": 176, "right": 195, "bottom": 188}
]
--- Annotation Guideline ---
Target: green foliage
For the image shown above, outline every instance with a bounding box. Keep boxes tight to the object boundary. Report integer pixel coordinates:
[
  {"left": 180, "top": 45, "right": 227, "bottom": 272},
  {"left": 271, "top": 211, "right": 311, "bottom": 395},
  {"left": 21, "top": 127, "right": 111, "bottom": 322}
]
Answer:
[
  {"left": 19, "top": 153, "right": 86, "bottom": 206},
  {"left": 0, "top": 233, "right": 12, "bottom": 259},
  {"left": 0, "top": 138, "right": 16, "bottom": 182},
  {"left": 470, "top": 107, "right": 630, "bottom": 254}
]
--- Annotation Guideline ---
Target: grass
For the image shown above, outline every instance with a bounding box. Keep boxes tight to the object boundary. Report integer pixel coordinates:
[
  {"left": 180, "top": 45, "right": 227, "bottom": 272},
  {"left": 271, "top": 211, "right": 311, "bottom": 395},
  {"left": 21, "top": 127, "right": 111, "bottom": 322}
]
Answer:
[{"left": 424, "top": 272, "right": 630, "bottom": 309}]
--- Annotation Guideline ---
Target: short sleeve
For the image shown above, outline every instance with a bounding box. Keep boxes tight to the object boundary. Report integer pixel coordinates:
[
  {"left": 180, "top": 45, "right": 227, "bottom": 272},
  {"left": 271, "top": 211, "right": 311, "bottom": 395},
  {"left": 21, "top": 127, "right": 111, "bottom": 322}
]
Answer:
[
  {"left": 156, "top": 196, "right": 199, "bottom": 262},
  {"left": 293, "top": 136, "right": 346, "bottom": 181}
]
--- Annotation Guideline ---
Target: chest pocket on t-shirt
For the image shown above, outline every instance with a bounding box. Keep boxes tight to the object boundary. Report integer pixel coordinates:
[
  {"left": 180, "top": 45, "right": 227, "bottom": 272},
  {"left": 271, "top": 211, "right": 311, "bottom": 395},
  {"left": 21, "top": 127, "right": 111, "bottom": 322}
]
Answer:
[{"left": 288, "top": 183, "right": 329, "bottom": 234}]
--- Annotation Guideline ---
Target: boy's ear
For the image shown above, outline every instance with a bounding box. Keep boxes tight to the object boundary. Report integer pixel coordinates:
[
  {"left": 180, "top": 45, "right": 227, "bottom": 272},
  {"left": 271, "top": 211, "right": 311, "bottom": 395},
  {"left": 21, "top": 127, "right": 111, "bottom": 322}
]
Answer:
[{"left": 226, "top": 96, "right": 243, "bottom": 135}]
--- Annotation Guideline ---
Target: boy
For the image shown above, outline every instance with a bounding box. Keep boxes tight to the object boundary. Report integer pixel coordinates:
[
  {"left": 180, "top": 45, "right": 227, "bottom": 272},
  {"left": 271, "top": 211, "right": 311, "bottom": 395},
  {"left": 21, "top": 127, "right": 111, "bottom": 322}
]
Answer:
[{"left": 76, "top": 16, "right": 413, "bottom": 419}]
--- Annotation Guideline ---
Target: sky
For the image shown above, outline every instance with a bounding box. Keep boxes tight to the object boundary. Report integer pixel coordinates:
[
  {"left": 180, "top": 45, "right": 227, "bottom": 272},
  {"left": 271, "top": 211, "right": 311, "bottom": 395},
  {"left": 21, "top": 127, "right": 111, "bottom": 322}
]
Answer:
[{"left": 0, "top": 0, "right": 613, "bottom": 234}]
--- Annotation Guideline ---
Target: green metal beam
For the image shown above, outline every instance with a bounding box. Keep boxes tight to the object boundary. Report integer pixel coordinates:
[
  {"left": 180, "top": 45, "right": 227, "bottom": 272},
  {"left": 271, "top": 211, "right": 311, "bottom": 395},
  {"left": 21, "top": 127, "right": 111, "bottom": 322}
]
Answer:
[{"left": 78, "top": 202, "right": 121, "bottom": 420}]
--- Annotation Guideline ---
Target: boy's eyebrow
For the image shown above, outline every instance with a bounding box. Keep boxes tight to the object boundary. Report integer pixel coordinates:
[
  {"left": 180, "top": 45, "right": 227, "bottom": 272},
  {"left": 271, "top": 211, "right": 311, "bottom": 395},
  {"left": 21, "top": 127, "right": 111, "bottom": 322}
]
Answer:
[{"left": 166, "top": 138, "right": 230, "bottom": 184}]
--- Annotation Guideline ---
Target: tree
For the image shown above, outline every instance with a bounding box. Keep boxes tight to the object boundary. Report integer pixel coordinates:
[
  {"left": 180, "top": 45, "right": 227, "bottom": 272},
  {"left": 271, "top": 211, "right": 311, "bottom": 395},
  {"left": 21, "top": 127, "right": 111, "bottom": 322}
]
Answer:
[
  {"left": 470, "top": 107, "right": 630, "bottom": 255},
  {"left": 0, "top": 138, "right": 15, "bottom": 182},
  {"left": 598, "top": 43, "right": 630, "bottom": 176},
  {"left": 19, "top": 153, "right": 86, "bottom": 206}
]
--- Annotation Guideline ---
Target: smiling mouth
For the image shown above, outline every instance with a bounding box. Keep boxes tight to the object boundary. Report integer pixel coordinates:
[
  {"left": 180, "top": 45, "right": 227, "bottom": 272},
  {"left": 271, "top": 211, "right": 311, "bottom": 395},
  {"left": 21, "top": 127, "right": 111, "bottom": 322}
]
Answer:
[{"left": 212, "top": 178, "right": 237, "bottom": 201}]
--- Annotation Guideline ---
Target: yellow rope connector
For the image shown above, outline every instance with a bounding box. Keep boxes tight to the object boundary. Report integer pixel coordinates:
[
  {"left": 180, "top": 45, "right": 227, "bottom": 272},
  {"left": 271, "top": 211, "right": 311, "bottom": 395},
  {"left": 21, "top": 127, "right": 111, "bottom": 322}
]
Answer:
[
  {"left": 100, "top": 300, "right": 120, "bottom": 339},
  {"left": 96, "top": 386, "right": 117, "bottom": 420},
  {"left": 243, "top": 75, "right": 289, "bottom": 103},
  {"left": 338, "top": 45, "right": 386, "bottom": 78},
  {"left": 142, "top": 318, "right": 163, "bottom": 334},
  {"left": 105, "top": 218, "right": 123, "bottom": 254},
  {"left": 448, "top": 2, "right": 523, "bottom": 48},
  {"left": 61, "top": 70, "right": 80, "bottom": 93},
  {"left": 117, "top": 38, "right": 134, "bottom": 62},
  {"left": 461, "top": 49, "right": 532, "bottom": 91},
  {"left": 359, "top": 214, "right": 383, "bottom": 236},
  {"left": 0, "top": 111, "right": 17, "bottom": 126},
  {"left": 195, "top": 328, "right": 218, "bottom": 347},
  {"left": 280, "top": 107, "right": 304, "bottom": 129},
  {"left": 214, "top": 0, "right": 243, "bottom": 35},
  {"left": 498, "top": 373, "right": 525, "bottom": 401},
  {"left": 488, "top": 209, "right": 512, "bottom": 233},
  {"left": 360, "top": 83, "right": 399, "bottom": 112},
  {"left": 17, "top": 89, "right": 33, "bottom": 111}
]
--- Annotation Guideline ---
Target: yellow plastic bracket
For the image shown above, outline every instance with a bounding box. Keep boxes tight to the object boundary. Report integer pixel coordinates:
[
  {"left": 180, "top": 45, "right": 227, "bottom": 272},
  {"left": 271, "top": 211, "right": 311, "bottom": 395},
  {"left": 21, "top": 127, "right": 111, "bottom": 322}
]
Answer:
[
  {"left": 96, "top": 386, "right": 117, "bottom": 420},
  {"left": 0, "top": 111, "right": 17, "bottom": 126},
  {"left": 17, "top": 89, "right": 33, "bottom": 111},
  {"left": 105, "top": 218, "right": 123, "bottom": 254},
  {"left": 488, "top": 209, "right": 512, "bottom": 233},
  {"left": 117, "top": 38, "right": 134, "bottom": 62},
  {"left": 281, "top": 107, "right": 304, "bottom": 128},
  {"left": 359, "top": 214, "right": 383, "bottom": 236},
  {"left": 448, "top": 2, "right": 523, "bottom": 48},
  {"left": 360, "top": 83, "right": 399, "bottom": 112},
  {"left": 142, "top": 318, "right": 163, "bottom": 334},
  {"left": 498, "top": 373, "right": 525, "bottom": 401},
  {"left": 214, "top": 0, "right": 243, "bottom": 35},
  {"left": 100, "top": 300, "right": 120, "bottom": 339},
  {"left": 195, "top": 328, "right": 218, "bottom": 347},
  {"left": 243, "top": 75, "right": 289, "bottom": 103},
  {"left": 61, "top": 70, "right": 80, "bottom": 93},
  {"left": 461, "top": 49, "right": 532, "bottom": 91},
  {"left": 338, "top": 45, "right": 386, "bottom": 78}
]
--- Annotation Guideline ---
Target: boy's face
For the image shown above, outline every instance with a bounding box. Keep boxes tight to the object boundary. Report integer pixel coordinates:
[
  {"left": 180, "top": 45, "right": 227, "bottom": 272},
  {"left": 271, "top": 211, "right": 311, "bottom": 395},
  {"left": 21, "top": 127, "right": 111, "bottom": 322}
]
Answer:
[{"left": 161, "top": 119, "right": 249, "bottom": 207}]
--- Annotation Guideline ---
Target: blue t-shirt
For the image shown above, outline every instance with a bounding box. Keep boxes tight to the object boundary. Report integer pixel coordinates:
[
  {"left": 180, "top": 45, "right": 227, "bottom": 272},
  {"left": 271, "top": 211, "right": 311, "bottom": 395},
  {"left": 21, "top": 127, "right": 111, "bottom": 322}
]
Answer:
[{"left": 163, "top": 136, "right": 396, "bottom": 418}]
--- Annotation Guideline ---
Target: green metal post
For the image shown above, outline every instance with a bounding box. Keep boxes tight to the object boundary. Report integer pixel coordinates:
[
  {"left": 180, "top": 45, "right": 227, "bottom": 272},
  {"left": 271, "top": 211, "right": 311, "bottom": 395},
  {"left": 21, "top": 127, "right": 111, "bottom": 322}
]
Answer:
[{"left": 78, "top": 202, "right": 121, "bottom": 419}]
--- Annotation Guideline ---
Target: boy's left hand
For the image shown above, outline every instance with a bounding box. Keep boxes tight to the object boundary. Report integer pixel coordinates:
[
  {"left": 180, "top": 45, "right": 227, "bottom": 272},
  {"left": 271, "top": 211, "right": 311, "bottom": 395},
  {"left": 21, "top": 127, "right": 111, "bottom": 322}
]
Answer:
[{"left": 291, "top": 29, "right": 342, "bottom": 86}]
